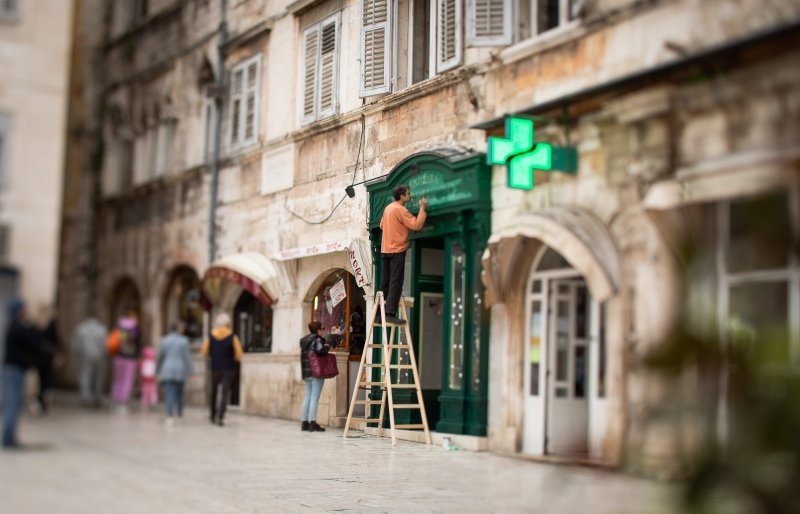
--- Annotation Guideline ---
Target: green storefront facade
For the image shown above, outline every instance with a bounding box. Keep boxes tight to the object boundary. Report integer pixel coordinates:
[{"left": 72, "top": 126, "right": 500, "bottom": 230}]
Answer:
[{"left": 366, "top": 149, "right": 492, "bottom": 436}]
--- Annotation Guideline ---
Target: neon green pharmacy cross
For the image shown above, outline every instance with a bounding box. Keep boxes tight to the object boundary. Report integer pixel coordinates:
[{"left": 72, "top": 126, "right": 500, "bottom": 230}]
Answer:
[{"left": 487, "top": 116, "right": 578, "bottom": 190}]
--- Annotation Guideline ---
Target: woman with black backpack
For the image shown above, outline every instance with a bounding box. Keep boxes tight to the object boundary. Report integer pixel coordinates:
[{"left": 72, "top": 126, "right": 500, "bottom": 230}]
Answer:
[{"left": 299, "top": 321, "right": 330, "bottom": 432}]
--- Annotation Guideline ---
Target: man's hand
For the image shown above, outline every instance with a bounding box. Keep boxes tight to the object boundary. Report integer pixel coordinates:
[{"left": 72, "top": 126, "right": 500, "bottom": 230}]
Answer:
[{"left": 419, "top": 197, "right": 428, "bottom": 210}]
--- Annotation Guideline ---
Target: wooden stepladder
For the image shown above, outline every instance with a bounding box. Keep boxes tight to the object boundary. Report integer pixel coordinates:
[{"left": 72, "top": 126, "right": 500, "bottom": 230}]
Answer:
[{"left": 343, "top": 292, "right": 431, "bottom": 446}]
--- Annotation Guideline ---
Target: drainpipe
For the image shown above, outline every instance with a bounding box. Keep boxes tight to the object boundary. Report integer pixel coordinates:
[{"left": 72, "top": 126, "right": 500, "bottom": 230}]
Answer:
[{"left": 209, "top": 0, "right": 228, "bottom": 266}]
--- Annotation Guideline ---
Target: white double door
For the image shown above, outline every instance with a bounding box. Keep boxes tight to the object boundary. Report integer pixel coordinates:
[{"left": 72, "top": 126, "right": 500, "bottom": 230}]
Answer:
[{"left": 523, "top": 273, "right": 606, "bottom": 457}]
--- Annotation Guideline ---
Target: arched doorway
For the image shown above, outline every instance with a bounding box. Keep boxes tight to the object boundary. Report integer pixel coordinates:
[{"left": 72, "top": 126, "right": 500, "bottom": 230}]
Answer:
[
  {"left": 309, "top": 269, "right": 367, "bottom": 417},
  {"left": 310, "top": 269, "right": 366, "bottom": 356},
  {"left": 162, "top": 266, "right": 204, "bottom": 343},
  {"left": 524, "top": 247, "right": 608, "bottom": 457},
  {"left": 109, "top": 277, "right": 141, "bottom": 327}
]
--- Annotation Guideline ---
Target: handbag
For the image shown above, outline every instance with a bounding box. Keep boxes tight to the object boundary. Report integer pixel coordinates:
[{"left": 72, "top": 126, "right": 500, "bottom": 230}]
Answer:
[{"left": 309, "top": 351, "right": 339, "bottom": 379}]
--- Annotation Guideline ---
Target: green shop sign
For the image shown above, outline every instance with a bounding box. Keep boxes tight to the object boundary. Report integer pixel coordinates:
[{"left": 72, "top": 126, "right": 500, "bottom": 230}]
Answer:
[{"left": 487, "top": 116, "right": 578, "bottom": 190}]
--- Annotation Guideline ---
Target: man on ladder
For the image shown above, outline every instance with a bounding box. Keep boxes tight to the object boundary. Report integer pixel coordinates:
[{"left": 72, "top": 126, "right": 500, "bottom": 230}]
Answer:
[{"left": 379, "top": 185, "right": 427, "bottom": 325}]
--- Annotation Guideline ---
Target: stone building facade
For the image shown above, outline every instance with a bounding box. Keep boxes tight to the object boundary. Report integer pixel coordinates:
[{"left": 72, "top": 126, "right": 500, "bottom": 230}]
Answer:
[
  {"left": 60, "top": 0, "right": 800, "bottom": 472},
  {"left": 0, "top": 0, "right": 73, "bottom": 354}
]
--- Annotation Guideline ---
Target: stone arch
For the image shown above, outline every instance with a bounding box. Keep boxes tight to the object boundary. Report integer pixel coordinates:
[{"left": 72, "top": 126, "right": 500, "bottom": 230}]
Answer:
[{"left": 107, "top": 275, "right": 142, "bottom": 328}]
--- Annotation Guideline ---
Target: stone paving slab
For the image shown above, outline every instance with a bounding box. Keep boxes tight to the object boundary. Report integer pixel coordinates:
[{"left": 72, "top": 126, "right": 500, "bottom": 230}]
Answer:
[{"left": 0, "top": 402, "right": 677, "bottom": 513}]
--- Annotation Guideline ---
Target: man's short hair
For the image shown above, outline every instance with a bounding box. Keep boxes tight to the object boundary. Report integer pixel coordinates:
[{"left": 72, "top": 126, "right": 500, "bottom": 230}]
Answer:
[
  {"left": 392, "top": 185, "right": 410, "bottom": 200},
  {"left": 308, "top": 321, "right": 322, "bottom": 333}
]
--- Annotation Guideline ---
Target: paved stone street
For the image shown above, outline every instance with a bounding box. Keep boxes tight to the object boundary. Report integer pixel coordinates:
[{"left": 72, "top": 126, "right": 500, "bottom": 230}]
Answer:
[{"left": 0, "top": 401, "right": 676, "bottom": 513}]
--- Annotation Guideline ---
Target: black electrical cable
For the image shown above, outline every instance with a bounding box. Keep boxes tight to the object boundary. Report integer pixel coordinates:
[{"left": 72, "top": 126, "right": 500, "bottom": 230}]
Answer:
[{"left": 284, "top": 193, "right": 349, "bottom": 225}]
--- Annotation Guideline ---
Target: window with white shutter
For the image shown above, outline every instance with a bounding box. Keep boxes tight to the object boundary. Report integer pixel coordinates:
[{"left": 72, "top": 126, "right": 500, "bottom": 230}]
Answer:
[
  {"left": 360, "top": 0, "right": 392, "bottom": 97},
  {"left": 229, "top": 54, "right": 262, "bottom": 148},
  {"left": 318, "top": 19, "right": 338, "bottom": 117},
  {"left": 0, "top": 112, "right": 10, "bottom": 187},
  {"left": 467, "top": 0, "right": 511, "bottom": 46},
  {"left": 0, "top": 0, "right": 20, "bottom": 22},
  {"left": 436, "top": 0, "right": 462, "bottom": 73},
  {"left": 301, "top": 13, "right": 340, "bottom": 125}
]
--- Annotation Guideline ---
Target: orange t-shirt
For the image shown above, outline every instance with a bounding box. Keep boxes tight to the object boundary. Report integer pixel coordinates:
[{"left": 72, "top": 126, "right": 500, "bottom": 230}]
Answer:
[{"left": 380, "top": 201, "right": 427, "bottom": 253}]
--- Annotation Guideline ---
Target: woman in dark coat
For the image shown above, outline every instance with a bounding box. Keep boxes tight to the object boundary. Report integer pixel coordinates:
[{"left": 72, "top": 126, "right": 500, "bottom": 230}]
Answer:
[{"left": 299, "top": 321, "right": 330, "bottom": 432}]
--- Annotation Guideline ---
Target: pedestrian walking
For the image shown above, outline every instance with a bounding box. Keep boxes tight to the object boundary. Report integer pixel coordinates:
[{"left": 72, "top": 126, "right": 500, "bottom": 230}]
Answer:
[
  {"left": 201, "top": 313, "right": 242, "bottom": 426},
  {"left": 379, "top": 184, "right": 427, "bottom": 324},
  {"left": 139, "top": 346, "right": 157, "bottom": 410},
  {"left": 71, "top": 316, "right": 108, "bottom": 408},
  {"left": 299, "top": 321, "right": 330, "bottom": 432},
  {"left": 156, "top": 323, "right": 193, "bottom": 425},
  {"left": 33, "top": 306, "right": 59, "bottom": 414},
  {"left": 2, "top": 298, "right": 43, "bottom": 449},
  {"left": 109, "top": 311, "right": 140, "bottom": 412}
]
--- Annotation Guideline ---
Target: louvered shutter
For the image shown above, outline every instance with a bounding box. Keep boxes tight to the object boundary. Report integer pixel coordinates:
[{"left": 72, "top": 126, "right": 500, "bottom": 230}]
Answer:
[
  {"left": 230, "top": 68, "right": 244, "bottom": 144},
  {"left": 467, "top": 0, "right": 510, "bottom": 46},
  {"left": 244, "top": 58, "right": 260, "bottom": 143},
  {"left": 318, "top": 16, "right": 338, "bottom": 118},
  {"left": 436, "top": 0, "right": 462, "bottom": 73},
  {"left": 302, "top": 25, "right": 320, "bottom": 124},
  {"left": 360, "top": 0, "right": 391, "bottom": 97}
]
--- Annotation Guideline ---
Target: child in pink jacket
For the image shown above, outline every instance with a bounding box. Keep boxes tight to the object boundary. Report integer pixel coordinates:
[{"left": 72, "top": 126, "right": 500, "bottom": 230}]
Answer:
[{"left": 140, "top": 346, "right": 158, "bottom": 409}]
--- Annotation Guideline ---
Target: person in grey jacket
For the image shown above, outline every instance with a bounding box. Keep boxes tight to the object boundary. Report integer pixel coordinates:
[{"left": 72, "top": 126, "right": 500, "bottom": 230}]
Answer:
[
  {"left": 156, "top": 323, "right": 193, "bottom": 425},
  {"left": 71, "top": 317, "right": 109, "bottom": 408}
]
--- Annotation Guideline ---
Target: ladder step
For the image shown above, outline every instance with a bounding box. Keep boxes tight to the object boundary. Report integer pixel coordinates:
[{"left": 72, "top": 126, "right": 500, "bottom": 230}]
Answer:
[
  {"left": 354, "top": 400, "right": 384, "bottom": 405},
  {"left": 361, "top": 363, "right": 383, "bottom": 367},
  {"left": 348, "top": 418, "right": 383, "bottom": 423},
  {"left": 387, "top": 364, "right": 415, "bottom": 369},
  {"left": 389, "top": 384, "right": 418, "bottom": 389},
  {"left": 359, "top": 382, "right": 386, "bottom": 387},
  {"left": 366, "top": 344, "right": 411, "bottom": 349},
  {"left": 394, "top": 424, "right": 426, "bottom": 429},
  {"left": 392, "top": 404, "right": 421, "bottom": 409},
  {"left": 373, "top": 321, "right": 406, "bottom": 326}
]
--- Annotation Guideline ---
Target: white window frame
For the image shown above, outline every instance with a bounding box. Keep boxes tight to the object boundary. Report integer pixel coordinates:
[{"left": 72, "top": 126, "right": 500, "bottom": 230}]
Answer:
[
  {"left": 529, "top": 0, "right": 581, "bottom": 40},
  {"left": 229, "top": 54, "right": 262, "bottom": 149},
  {"left": 715, "top": 189, "right": 800, "bottom": 442},
  {"left": 0, "top": 0, "right": 20, "bottom": 23},
  {"left": 0, "top": 112, "right": 11, "bottom": 187},
  {"left": 301, "top": 13, "right": 341, "bottom": 125}
]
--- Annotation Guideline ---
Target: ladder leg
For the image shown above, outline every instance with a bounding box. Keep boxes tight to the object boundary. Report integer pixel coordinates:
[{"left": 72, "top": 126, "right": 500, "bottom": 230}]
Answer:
[
  {"left": 377, "top": 388, "right": 386, "bottom": 438},
  {"left": 343, "top": 296, "right": 382, "bottom": 438},
  {"left": 399, "top": 298, "right": 432, "bottom": 445}
]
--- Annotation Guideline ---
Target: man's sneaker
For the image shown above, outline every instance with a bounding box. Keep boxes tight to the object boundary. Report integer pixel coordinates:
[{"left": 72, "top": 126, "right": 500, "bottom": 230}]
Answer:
[{"left": 385, "top": 315, "right": 406, "bottom": 325}]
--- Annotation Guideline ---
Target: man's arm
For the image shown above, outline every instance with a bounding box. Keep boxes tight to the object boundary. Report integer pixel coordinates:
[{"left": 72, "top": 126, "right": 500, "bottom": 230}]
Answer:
[{"left": 401, "top": 199, "right": 427, "bottom": 231}]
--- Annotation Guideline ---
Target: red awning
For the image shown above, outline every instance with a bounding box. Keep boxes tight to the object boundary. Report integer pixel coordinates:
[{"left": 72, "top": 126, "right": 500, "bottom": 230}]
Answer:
[{"left": 201, "top": 252, "right": 290, "bottom": 309}]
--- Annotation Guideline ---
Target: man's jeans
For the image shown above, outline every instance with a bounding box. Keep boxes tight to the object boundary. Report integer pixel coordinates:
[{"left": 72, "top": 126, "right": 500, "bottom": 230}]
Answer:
[
  {"left": 2, "top": 364, "right": 26, "bottom": 446},
  {"left": 301, "top": 377, "right": 325, "bottom": 422},
  {"left": 163, "top": 380, "right": 185, "bottom": 417}
]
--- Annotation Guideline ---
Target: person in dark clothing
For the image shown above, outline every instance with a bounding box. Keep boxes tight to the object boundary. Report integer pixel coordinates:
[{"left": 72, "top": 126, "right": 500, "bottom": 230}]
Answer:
[
  {"left": 200, "top": 313, "right": 243, "bottom": 426},
  {"left": 299, "top": 321, "right": 330, "bottom": 432},
  {"left": 3, "top": 298, "right": 43, "bottom": 449},
  {"left": 34, "top": 311, "right": 59, "bottom": 413}
]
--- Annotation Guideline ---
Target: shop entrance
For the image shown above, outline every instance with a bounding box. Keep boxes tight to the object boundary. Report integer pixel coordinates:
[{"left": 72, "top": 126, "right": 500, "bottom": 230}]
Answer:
[
  {"left": 367, "top": 148, "right": 492, "bottom": 436},
  {"left": 524, "top": 248, "right": 606, "bottom": 457},
  {"left": 233, "top": 290, "right": 273, "bottom": 406},
  {"left": 413, "top": 240, "right": 445, "bottom": 428}
]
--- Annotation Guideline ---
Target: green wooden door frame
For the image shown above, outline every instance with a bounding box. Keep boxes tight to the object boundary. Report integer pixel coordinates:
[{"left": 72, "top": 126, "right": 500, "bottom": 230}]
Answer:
[{"left": 367, "top": 149, "right": 491, "bottom": 436}]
